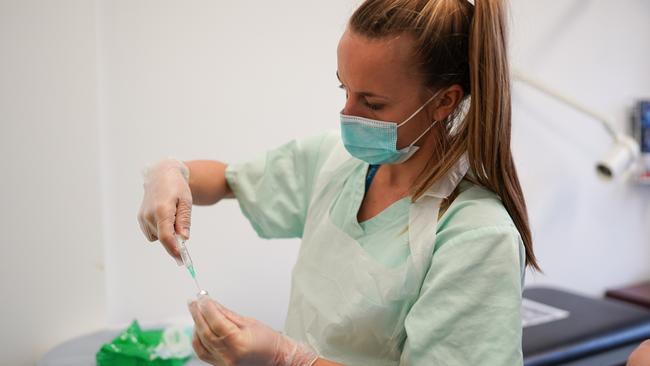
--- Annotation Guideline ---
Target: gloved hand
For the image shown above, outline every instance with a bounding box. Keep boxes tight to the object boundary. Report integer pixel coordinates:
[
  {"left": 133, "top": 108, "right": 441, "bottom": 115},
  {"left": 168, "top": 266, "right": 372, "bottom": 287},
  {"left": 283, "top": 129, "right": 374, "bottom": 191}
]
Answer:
[
  {"left": 137, "top": 158, "right": 192, "bottom": 263},
  {"left": 187, "top": 295, "right": 319, "bottom": 366}
]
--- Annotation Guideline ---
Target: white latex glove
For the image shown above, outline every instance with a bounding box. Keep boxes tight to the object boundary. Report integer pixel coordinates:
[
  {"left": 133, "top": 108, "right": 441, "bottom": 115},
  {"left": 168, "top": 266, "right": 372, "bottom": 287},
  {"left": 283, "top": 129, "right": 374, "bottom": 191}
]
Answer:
[
  {"left": 138, "top": 158, "right": 192, "bottom": 263},
  {"left": 187, "top": 295, "right": 318, "bottom": 366}
]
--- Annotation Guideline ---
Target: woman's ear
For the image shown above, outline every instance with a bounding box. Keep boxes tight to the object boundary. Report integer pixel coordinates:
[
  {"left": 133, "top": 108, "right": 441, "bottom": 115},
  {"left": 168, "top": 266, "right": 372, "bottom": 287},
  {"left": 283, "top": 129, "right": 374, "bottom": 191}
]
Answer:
[{"left": 432, "top": 84, "right": 464, "bottom": 122}]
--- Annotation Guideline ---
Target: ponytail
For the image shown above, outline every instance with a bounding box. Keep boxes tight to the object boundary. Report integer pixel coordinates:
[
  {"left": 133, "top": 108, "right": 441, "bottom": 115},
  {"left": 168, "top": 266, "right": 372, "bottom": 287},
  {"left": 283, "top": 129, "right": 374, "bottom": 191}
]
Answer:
[{"left": 467, "top": 0, "right": 539, "bottom": 271}]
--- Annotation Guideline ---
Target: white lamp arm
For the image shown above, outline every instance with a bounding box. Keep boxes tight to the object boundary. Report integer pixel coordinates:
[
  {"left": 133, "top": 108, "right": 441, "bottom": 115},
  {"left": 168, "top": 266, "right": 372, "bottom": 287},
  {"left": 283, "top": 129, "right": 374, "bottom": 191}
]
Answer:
[
  {"left": 511, "top": 68, "right": 618, "bottom": 138},
  {"left": 511, "top": 68, "right": 640, "bottom": 180}
]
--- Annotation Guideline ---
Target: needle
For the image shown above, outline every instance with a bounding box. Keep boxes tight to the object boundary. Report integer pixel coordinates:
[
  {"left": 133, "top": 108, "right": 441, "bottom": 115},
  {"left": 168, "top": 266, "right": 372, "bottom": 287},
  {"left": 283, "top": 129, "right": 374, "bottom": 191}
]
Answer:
[{"left": 175, "top": 234, "right": 205, "bottom": 295}]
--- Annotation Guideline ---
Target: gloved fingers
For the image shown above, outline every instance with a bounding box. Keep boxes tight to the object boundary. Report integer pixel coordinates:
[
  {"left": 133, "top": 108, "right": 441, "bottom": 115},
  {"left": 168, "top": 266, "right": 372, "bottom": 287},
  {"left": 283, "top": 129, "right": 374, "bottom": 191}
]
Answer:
[
  {"left": 192, "top": 329, "right": 223, "bottom": 365},
  {"left": 157, "top": 216, "right": 181, "bottom": 260},
  {"left": 137, "top": 212, "right": 157, "bottom": 242},
  {"left": 137, "top": 197, "right": 161, "bottom": 242},
  {"left": 208, "top": 298, "right": 248, "bottom": 328},
  {"left": 197, "top": 296, "right": 241, "bottom": 337},
  {"left": 188, "top": 300, "right": 226, "bottom": 354},
  {"left": 191, "top": 329, "right": 210, "bottom": 359},
  {"left": 174, "top": 195, "right": 192, "bottom": 240}
]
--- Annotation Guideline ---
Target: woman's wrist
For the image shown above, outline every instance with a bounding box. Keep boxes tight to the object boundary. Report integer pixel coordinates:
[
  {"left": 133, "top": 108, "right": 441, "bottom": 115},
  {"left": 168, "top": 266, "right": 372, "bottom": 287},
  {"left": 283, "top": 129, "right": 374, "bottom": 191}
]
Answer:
[
  {"left": 184, "top": 160, "right": 234, "bottom": 204},
  {"left": 310, "top": 358, "right": 346, "bottom": 366},
  {"left": 172, "top": 158, "right": 190, "bottom": 182}
]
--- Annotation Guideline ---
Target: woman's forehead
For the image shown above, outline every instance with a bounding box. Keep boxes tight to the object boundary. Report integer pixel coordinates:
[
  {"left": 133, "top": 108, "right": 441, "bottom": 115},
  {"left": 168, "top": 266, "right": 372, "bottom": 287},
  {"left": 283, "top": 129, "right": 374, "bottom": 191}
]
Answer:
[{"left": 337, "top": 29, "right": 420, "bottom": 91}]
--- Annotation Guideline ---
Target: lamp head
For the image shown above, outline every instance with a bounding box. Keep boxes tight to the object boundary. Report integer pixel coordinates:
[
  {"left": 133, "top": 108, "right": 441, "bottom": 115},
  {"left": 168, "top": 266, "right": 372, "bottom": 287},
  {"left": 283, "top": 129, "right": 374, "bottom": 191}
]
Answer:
[{"left": 596, "top": 134, "right": 640, "bottom": 180}]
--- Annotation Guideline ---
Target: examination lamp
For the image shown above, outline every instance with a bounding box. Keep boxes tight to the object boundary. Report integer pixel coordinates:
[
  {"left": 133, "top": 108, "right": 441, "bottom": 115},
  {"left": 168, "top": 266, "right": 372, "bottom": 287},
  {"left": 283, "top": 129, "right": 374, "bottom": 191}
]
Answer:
[{"left": 512, "top": 69, "right": 640, "bottom": 181}]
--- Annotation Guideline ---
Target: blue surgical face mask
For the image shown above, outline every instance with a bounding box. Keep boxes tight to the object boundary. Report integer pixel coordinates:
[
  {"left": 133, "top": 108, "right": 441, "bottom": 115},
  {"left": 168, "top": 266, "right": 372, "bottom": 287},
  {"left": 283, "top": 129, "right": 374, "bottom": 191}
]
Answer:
[{"left": 340, "top": 91, "right": 441, "bottom": 165}]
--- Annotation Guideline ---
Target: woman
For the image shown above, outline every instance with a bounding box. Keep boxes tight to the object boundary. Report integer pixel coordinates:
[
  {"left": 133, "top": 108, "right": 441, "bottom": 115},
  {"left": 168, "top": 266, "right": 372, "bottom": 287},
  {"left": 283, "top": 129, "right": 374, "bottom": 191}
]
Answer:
[{"left": 138, "top": 0, "right": 539, "bottom": 365}]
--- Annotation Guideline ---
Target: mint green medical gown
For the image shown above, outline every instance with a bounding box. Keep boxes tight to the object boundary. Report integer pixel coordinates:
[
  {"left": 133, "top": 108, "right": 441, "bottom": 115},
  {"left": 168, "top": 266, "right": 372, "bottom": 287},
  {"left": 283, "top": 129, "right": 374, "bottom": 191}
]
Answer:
[{"left": 225, "top": 131, "right": 526, "bottom": 365}]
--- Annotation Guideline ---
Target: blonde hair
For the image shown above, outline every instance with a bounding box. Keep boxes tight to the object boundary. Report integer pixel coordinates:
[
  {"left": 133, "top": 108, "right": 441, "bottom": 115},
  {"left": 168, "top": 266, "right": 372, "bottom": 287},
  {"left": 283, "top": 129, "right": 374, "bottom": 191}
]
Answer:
[{"left": 350, "top": 0, "right": 540, "bottom": 271}]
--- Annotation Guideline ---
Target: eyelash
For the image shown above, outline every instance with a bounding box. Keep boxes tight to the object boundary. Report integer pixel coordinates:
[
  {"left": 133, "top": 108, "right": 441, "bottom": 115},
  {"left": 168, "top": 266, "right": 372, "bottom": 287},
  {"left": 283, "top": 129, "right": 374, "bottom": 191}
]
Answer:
[
  {"left": 366, "top": 102, "right": 383, "bottom": 111},
  {"left": 338, "top": 84, "right": 383, "bottom": 111}
]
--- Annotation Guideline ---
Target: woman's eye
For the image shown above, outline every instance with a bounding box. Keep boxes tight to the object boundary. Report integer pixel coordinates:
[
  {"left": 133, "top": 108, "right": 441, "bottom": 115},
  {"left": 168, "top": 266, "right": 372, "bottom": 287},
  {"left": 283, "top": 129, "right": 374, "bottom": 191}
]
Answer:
[
  {"left": 365, "top": 101, "right": 383, "bottom": 111},
  {"left": 337, "top": 84, "right": 382, "bottom": 110}
]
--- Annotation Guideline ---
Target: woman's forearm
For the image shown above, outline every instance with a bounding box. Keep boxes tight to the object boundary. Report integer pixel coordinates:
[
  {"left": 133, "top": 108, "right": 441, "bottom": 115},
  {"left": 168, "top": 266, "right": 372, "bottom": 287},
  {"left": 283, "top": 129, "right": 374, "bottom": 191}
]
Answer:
[
  {"left": 312, "top": 358, "right": 346, "bottom": 366},
  {"left": 184, "top": 160, "right": 235, "bottom": 205}
]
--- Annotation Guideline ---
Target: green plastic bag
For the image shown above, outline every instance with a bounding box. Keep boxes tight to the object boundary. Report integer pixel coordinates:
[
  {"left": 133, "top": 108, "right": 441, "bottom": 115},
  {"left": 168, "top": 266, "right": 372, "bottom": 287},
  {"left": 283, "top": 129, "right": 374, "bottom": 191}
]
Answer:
[{"left": 96, "top": 320, "right": 192, "bottom": 366}]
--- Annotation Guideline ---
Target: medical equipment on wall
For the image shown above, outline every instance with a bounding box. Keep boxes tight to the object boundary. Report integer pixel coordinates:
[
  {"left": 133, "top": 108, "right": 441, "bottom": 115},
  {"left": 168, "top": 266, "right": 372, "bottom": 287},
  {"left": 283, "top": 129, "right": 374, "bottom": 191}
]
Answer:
[
  {"left": 175, "top": 234, "right": 208, "bottom": 297},
  {"left": 512, "top": 69, "right": 642, "bottom": 182}
]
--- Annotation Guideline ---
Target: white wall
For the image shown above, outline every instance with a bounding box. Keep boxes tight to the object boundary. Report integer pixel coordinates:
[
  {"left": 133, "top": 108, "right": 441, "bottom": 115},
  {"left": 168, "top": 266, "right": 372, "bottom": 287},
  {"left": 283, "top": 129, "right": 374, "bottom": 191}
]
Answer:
[
  {"left": 0, "top": 1, "right": 106, "bottom": 365},
  {"left": 97, "top": 0, "right": 354, "bottom": 328},
  {"left": 1, "top": 1, "right": 649, "bottom": 364}
]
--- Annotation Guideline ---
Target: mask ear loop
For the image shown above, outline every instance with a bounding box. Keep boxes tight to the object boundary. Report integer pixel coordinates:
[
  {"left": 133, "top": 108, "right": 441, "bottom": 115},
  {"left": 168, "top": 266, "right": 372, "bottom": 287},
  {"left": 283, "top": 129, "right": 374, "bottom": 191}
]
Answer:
[
  {"left": 407, "top": 119, "right": 439, "bottom": 148},
  {"left": 397, "top": 89, "right": 443, "bottom": 128}
]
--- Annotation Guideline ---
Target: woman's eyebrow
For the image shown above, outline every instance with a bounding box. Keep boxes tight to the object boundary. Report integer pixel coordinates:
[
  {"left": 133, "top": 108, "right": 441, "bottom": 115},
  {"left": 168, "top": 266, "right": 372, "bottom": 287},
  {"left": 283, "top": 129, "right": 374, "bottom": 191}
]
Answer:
[{"left": 336, "top": 70, "right": 389, "bottom": 100}]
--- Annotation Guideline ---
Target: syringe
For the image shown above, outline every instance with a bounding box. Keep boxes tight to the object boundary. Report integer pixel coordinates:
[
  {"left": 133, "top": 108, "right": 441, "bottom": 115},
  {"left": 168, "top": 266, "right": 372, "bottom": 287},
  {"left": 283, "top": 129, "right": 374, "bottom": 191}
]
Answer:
[{"left": 175, "top": 234, "right": 205, "bottom": 295}]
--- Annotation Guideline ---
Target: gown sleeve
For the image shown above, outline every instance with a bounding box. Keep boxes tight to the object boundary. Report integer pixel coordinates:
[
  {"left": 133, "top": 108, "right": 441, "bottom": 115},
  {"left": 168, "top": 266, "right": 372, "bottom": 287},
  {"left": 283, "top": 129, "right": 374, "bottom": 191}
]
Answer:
[
  {"left": 224, "top": 131, "right": 339, "bottom": 239},
  {"left": 400, "top": 224, "right": 526, "bottom": 366}
]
